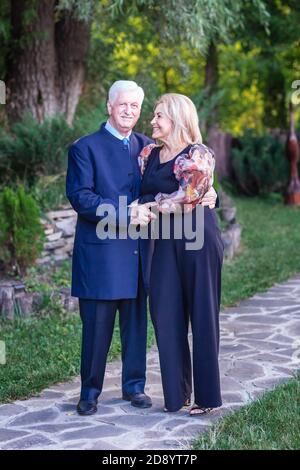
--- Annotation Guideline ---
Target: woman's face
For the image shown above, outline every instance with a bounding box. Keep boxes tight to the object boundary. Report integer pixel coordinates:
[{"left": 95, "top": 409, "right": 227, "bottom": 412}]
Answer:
[{"left": 151, "top": 104, "right": 173, "bottom": 141}]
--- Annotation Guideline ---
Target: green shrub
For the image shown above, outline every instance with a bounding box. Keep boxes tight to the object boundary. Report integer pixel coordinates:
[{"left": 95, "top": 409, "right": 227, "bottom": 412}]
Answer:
[
  {"left": 0, "top": 106, "right": 107, "bottom": 192},
  {"left": 0, "top": 114, "right": 79, "bottom": 187},
  {"left": 0, "top": 186, "right": 44, "bottom": 275},
  {"left": 31, "top": 174, "right": 68, "bottom": 212},
  {"left": 74, "top": 100, "right": 107, "bottom": 135},
  {"left": 231, "top": 130, "right": 288, "bottom": 196}
]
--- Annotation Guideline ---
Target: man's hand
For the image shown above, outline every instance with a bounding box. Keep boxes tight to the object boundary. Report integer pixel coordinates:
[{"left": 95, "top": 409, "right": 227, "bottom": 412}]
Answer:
[
  {"left": 158, "top": 201, "right": 182, "bottom": 214},
  {"left": 130, "top": 202, "right": 157, "bottom": 226},
  {"left": 201, "top": 187, "right": 217, "bottom": 209},
  {"left": 129, "top": 198, "right": 139, "bottom": 207}
]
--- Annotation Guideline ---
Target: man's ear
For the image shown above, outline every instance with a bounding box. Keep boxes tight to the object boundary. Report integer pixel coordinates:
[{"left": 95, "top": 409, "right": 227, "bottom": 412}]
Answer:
[{"left": 107, "top": 101, "right": 112, "bottom": 115}]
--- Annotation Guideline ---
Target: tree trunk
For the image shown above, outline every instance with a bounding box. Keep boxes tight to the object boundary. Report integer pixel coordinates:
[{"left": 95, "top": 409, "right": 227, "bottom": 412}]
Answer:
[
  {"left": 5, "top": 0, "right": 90, "bottom": 126},
  {"left": 202, "top": 40, "right": 219, "bottom": 133},
  {"left": 55, "top": 11, "right": 90, "bottom": 125}
]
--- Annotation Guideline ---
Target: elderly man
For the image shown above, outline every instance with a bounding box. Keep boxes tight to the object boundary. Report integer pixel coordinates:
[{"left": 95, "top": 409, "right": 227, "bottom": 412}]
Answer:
[{"left": 66, "top": 80, "right": 217, "bottom": 416}]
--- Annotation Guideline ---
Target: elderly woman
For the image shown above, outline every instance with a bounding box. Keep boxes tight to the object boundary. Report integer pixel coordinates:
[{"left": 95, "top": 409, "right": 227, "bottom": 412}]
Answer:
[{"left": 137, "top": 93, "right": 224, "bottom": 415}]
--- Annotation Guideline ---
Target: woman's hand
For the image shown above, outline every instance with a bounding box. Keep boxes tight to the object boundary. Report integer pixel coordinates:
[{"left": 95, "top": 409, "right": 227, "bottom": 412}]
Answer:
[
  {"left": 201, "top": 187, "right": 217, "bottom": 209},
  {"left": 129, "top": 202, "right": 157, "bottom": 226},
  {"left": 128, "top": 198, "right": 139, "bottom": 208},
  {"left": 158, "top": 201, "right": 182, "bottom": 214}
]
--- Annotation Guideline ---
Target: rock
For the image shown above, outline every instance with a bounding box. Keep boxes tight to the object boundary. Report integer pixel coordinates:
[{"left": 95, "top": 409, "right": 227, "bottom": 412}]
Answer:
[
  {"left": 221, "top": 206, "right": 236, "bottom": 223},
  {"left": 32, "top": 292, "right": 47, "bottom": 311},
  {"left": 36, "top": 256, "right": 52, "bottom": 265},
  {"left": 54, "top": 217, "right": 76, "bottom": 237},
  {"left": 40, "top": 208, "right": 76, "bottom": 265},
  {"left": 15, "top": 292, "right": 34, "bottom": 316},
  {"left": 0, "top": 280, "right": 25, "bottom": 319},
  {"left": 53, "top": 254, "right": 69, "bottom": 262},
  {"left": 39, "top": 251, "right": 49, "bottom": 258},
  {"left": 44, "top": 239, "right": 65, "bottom": 251},
  {"left": 52, "top": 247, "right": 71, "bottom": 256},
  {"left": 46, "top": 231, "right": 63, "bottom": 242},
  {"left": 46, "top": 209, "right": 75, "bottom": 220},
  {"left": 64, "top": 247, "right": 74, "bottom": 255},
  {"left": 229, "top": 223, "right": 242, "bottom": 251},
  {"left": 64, "top": 295, "right": 78, "bottom": 312},
  {"left": 221, "top": 221, "right": 241, "bottom": 260},
  {"left": 219, "top": 189, "right": 233, "bottom": 208},
  {"left": 221, "top": 232, "right": 234, "bottom": 260},
  {"left": 0, "top": 280, "right": 35, "bottom": 318},
  {"left": 0, "top": 285, "right": 14, "bottom": 319},
  {"left": 40, "top": 218, "right": 49, "bottom": 226}
]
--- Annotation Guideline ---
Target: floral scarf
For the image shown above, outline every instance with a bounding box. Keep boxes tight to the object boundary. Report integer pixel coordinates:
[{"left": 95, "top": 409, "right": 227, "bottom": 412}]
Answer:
[{"left": 138, "top": 143, "right": 215, "bottom": 211}]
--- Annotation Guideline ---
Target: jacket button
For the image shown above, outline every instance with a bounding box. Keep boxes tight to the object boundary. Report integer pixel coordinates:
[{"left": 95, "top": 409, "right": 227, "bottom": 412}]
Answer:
[{"left": 134, "top": 250, "right": 138, "bottom": 255}]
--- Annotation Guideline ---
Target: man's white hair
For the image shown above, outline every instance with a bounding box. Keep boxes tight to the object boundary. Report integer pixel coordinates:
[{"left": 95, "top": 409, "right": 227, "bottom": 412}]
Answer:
[{"left": 108, "top": 80, "right": 144, "bottom": 105}]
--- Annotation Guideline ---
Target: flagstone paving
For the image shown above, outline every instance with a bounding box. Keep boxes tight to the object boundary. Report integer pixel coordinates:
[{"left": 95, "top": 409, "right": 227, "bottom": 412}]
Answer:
[{"left": 0, "top": 274, "right": 299, "bottom": 450}]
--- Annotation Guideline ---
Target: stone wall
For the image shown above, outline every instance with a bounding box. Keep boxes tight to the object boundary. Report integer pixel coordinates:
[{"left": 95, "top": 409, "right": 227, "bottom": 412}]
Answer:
[
  {"left": 37, "top": 206, "right": 77, "bottom": 265},
  {"left": 219, "top": 190, "right": 242, "bottom": 260},
  {"left": 38, "top": 198, "right": 241, "bottom": 264},
  {"left": 0, "top": 195, "right": 241, "bottom": 319},
  {"left": 0, "top": 280, "right": 78, "bottom": 320},
  {"left": 0, "top": 206, "right": 78, "bottom": 319}
]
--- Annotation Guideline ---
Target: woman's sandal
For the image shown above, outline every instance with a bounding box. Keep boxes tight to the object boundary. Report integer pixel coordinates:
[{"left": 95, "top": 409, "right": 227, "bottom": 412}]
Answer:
[{"left": 189, "top": 404, "right": 213, "bottom": 416}]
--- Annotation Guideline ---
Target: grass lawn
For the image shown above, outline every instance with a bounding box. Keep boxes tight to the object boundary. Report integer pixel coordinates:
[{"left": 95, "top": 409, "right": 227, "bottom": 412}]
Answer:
[
  {"left": 191, "top": 191, "right": 300, "bottom": 450},
  {"left": 221, "top": 192, "right": 300, "bottom": 308},
  {"left": 0, "top": 307, "right": 155, "bottom": 403},
  {"left": 192, "top": 373, "right": 300, "bottom": 450},
  {"left": 0, "top": 193, "right": 299, "bottom": 407}
]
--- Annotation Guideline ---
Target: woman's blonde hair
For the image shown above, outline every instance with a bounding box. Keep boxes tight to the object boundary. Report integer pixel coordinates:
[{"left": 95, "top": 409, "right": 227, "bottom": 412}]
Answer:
[{"left": 155, "top": 93, "right": 202, "bottom": 146}]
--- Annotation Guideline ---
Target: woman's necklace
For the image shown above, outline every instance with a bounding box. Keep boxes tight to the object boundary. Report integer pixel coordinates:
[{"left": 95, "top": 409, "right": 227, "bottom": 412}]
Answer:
[{"left": 159, "top": 144, "right": 186, "bottom": 164}]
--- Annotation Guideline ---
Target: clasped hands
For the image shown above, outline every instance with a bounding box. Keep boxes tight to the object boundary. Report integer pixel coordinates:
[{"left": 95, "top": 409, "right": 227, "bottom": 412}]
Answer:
[
  {"left": 129, "top": 187, "right": 217, "bottom": 226},
  {"left": 129, "top": 201, "right": 157, "bottom": 226}
]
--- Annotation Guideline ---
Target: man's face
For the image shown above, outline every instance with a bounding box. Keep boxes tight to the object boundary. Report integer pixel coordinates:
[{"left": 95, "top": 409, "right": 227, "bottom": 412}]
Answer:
[{"left": 107, "top": 90, "right": 142, "bottom": 135}]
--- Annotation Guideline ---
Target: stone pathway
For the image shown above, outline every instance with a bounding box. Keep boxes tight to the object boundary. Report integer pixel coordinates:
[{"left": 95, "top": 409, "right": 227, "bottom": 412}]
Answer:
[{"left": 0, "top": 274, "right": 300, "bottom": 450}]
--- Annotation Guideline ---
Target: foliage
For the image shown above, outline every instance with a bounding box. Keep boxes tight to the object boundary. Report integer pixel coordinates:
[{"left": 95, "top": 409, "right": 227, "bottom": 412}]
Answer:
[
  {"left": 25, "top": 260, "right": 72, "bottom": 293},
  {"left": 1, "top": 1, "right": 299, "bottom": 133},
  {"left": 55, "top": 0, "right": 96, "bottom": 21},
  {"left": 0, "top": 306, "right": 82, "bottom": 402},
  {"left": 0, "top": 302, "right": 155, "bottom": 402},
  {"left": 193, "top": 373, "right": 300, "bottom": 450},
  {"left": 82, "top": 0, "right": 299, "bottom": 133},
  {"left": 0, "top": 186, "right": 44, "bottom": 275},
  {"left": 109, "top": 0, "right": 269, "bottom": 52},
  {"left": 0, "top": 106, "right": 107, "bottom": 190},
  {"left": 217, "top": 42, "right": 265, "bottom": 135},
  {"left": 31, "top": 174, "right": 68, "bottom": 212},
  {"left": 0, "top": 114, "right": 77, "bottom": 187},
  {"left": 231, "top": 130, "right": 288, "bottom": 196},
  {"left": 238, "top": 0, "right": 300, "bottom": 129}
]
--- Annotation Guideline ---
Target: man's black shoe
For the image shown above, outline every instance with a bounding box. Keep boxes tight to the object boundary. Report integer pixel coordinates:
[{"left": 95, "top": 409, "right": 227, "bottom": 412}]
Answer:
[
  {"left": 77, "top": 399, "right": 97, "bottom": 416},
  {"left": 122, "top": 392, "right": 152, "bottom": 408}
]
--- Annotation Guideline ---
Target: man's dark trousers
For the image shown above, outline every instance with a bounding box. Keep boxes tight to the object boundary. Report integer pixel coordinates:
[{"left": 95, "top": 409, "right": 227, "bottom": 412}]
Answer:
[{"left": 79, "top": 260, "right": 147, "bottom": 402}]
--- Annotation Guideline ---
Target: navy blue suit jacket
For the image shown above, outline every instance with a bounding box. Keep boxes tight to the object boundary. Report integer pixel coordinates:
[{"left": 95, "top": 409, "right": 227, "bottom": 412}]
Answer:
[{"left": 66, "top": 123, "right": 153, "bottom": 300}]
